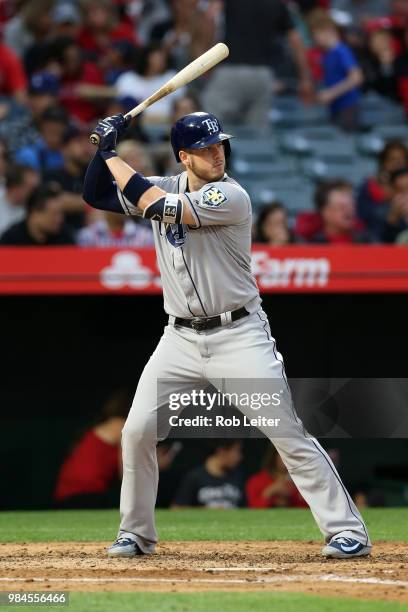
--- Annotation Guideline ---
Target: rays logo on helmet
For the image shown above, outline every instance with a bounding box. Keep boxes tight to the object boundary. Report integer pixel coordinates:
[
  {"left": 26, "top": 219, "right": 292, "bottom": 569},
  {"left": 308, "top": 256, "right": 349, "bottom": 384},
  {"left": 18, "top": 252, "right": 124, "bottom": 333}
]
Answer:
[
  {"left": 202, "top": 118, "right": 219, "bottom": 135},
  {"left": 202, "top": 186, "right": 227, "bottom": 207}
]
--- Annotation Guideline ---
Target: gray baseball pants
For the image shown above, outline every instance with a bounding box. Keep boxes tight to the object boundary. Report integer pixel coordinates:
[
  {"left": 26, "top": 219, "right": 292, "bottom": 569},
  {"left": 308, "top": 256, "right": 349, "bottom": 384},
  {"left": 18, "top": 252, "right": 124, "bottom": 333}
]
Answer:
[{"left": 118, "top": 309, "right": 370, "bottom": 553}]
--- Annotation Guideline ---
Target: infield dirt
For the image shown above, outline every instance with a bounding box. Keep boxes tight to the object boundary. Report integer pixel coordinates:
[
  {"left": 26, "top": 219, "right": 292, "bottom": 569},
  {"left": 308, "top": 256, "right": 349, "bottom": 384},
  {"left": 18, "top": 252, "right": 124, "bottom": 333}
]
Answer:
[{"left": 1, "top": 541, "right": 407, "bottom": 602}]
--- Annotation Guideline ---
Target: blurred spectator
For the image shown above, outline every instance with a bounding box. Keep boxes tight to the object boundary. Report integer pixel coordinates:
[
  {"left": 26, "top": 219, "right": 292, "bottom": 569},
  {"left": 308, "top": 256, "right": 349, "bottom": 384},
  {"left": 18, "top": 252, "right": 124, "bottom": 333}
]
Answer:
[
  {"left": 44, "top": 125, "right": 93, "bottom": 231},
  {"left": 0, "top": 138, "right": 9, "bottom": 185},
  {"left": 4, "top": 0, "right": 54, "bottom": 59},
  {"left": 102, "top": 40, "right": 137, "bottom": 85},
  {"left": 116, "top": 140, "right": 155, "bottom": 175},
  {"left": 28, "top": 71, "right": 61, "bottom": 116},
  {"left": 50, "top": 36, "right": 105, "bottom": 123},
  {"left": 14, "top": 106, "right": 68, "bottom": 172},
  {"left": 0, "top": 182, "right": 74, "bottom": 245},
  {"left": 77, "top": 0, "right": 138, "bottom": 62},
  {"left": 357, "top": 140, "right": 408, "bottom": 239},
  {"left": 172, "top": 440, "right": 245, "bottom": 508},
  {"left": 0, "top": 71, "right": 60, "bottom": 156},
  {"left": 157, "top": 441, "right": 182, "bottom": 471},
  {"left": 172, "top": 91, "right": 200, "bottom": 122},
  {"left": 52, "top": 2, "right": 82, "bottom": 41},
  {"left": 330, "top": 0, "right": 391, "bottom": 24},
  {"left": 54, "top": 388, "right": 132, "bottom": 509},
  {"left": 77, "top": 210, "right": 154, "bottom": 247},
  {"left": 312, "top": 179, "right": 372, "bottom": 243},
  {"left": 24, "top": 3, "right": 83, "bottom": 77},
  {"left": 137, "top": 0, "right": 172, "bottom": 46},
  {"left": 360, "top": 26, "right": 398, "bottom": 99},
  {"left": 391, "top": 0, "right": 408, "bottom": 21},
  {"left": 394, "top": 25, "right": 408, "bottom": 116},
  {"left": 0, "top": 0, "right": 19, "bottom": 27},
  {"left": 203, "top": 0, "right": 313, "bottom": 130},
  {"left": 0, "top": 38, "right": 27, "bottom": 104},
  {"left": 383, "top": 167, "right": 408, "bottom": 242},
  {"left": 254, "top": 202, "right": 296, "bottom": 245},
  {"left": 395, "top": 229, "right": 408, "bottom": 244},
  {"left": 309, "top": 10, "right": 363, "bottom": 130},
  {"left": 156, "top": 441, "right": 183, "bottom": 508},
  {"left": 116, "top": 43, "right": 185, "bottom": 123},
  {"left": 351, "top": 485, "right": 386, "bottom": 508},
  {"left": 0, "top": 164, "right": 40, "bottom": 235},
  {"left": 152, "top": 0, "right": 221, "bottom": 69},
  {"left": 246, "top": 446, "right": 307, "bottom": 508}
]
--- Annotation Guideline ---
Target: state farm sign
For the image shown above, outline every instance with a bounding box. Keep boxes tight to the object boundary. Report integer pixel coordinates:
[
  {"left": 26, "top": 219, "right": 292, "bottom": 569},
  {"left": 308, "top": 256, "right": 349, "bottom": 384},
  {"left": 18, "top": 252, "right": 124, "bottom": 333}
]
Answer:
[
  {"left": 251, "top": 251, "right": 330, "bottom": 288},
  {"left": 1, "top": 246, "right": 407, "bottom": 294}
]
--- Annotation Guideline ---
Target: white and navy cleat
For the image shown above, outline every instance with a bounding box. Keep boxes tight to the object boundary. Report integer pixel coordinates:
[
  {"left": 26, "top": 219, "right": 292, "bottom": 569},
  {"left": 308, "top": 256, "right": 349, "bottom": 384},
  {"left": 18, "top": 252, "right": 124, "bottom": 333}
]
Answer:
[
  {"left": 107, "top": 537, "right": 144, "bottom": 557},
  {"left": 322, "top": 537, "right": 371, "bottom": 559}
]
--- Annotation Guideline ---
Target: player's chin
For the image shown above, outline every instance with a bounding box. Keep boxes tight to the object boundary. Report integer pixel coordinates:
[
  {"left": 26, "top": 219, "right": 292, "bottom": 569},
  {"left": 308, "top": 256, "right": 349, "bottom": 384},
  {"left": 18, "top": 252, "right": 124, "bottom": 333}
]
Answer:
[{"left": 211, "top": 165, "right": 225, "bottom": 181}]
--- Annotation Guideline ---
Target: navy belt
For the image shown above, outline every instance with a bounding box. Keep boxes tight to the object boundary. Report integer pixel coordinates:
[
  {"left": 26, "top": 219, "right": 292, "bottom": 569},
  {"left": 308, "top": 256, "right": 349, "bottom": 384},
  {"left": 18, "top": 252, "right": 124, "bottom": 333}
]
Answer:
[{"left": 174, "top": 306, "right": 249, "bottom": 332}]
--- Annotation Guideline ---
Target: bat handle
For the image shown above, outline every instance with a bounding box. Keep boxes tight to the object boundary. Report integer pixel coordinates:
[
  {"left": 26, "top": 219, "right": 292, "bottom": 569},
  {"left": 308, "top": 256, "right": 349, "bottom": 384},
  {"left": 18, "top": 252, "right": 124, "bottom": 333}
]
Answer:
[
  {"left": 89, "top": 113, "right": 133, "bottom": 146},
  {"left": 89, "top": 132, "right": 101, "bottom": 146}
]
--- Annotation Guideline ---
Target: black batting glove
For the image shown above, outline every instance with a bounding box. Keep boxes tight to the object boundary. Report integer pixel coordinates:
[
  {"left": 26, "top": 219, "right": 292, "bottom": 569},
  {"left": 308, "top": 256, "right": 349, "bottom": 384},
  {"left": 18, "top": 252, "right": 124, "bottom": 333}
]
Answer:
[
  {"left": 92, "top": 120, "right": 118, "bottom": 160},
  {"left": 101, "top": 114, "right": 131, "bottom": 138}
]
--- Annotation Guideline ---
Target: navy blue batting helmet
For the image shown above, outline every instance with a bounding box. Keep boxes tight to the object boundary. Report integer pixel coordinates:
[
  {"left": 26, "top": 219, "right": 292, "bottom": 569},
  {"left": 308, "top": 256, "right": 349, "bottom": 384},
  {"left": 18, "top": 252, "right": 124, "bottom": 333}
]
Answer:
[{"left": 170, "top": 112, "right": 233, "bottom": 162}]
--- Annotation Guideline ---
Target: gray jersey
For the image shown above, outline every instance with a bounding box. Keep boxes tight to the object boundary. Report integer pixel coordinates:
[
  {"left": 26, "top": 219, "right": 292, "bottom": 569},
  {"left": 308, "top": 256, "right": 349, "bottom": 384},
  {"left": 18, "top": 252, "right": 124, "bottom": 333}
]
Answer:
[{"left": 118, "top": 171, "right": 261, "bottom": 318}]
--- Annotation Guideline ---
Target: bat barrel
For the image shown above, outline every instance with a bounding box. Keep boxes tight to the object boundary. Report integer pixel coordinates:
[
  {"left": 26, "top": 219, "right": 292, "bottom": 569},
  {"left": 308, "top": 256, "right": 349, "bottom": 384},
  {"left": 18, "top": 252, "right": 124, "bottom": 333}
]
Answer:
[{"left": 89, "top": 42, "right": 229, "bottom": 145}]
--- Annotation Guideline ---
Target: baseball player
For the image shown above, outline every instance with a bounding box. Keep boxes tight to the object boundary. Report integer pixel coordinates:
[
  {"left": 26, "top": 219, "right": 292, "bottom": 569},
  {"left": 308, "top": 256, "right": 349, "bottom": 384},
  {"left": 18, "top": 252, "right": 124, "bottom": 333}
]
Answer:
[{"left": 83, "top": 111, "right": 371, "bottom": 559}]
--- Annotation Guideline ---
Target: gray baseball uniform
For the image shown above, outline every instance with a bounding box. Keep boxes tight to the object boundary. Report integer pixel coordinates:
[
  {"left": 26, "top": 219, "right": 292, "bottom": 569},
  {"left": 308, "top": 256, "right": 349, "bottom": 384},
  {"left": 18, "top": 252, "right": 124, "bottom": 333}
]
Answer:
[{"left": 116, "top": 171, "right": 370, "bottom": 553}]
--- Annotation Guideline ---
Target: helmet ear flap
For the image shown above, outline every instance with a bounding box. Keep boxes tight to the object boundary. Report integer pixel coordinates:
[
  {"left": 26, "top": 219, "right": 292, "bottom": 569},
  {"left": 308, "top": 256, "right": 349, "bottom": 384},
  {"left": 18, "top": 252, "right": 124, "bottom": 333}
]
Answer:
[{"left": 223, "top": 139, "right": 231, "bottom": 160}]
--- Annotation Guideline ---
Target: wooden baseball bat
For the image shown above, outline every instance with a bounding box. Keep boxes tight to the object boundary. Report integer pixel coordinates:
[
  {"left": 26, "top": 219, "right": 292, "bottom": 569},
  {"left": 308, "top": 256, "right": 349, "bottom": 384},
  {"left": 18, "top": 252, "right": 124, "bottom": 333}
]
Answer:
[{"left": 90, "top": 42, "right": 229, "bottom": 145}]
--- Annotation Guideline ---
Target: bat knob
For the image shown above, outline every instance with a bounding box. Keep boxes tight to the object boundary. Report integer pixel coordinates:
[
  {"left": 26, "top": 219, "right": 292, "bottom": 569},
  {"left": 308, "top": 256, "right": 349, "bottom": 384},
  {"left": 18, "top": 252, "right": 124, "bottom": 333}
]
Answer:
[{"left": 89, "top": 133, "right": 100, "bottom": 146}]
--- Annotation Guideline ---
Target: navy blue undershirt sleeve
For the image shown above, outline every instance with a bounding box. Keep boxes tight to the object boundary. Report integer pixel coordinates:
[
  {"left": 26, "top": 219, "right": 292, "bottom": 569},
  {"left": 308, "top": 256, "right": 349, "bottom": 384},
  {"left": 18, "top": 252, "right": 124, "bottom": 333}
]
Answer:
[{"left": 82, "top": 152, "right": 124, "bottom": 214}]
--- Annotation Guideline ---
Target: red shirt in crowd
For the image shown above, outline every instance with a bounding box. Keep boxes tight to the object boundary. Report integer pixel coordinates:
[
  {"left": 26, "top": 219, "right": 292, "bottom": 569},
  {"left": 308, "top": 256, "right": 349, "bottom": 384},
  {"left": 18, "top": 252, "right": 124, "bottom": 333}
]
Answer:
[
  {"left": 0, "top": 43, "right": 27, "bottom": 96},
  {"left": 54, "top": 430, "right": 119, "bottom": 501},
  {"left": 59, "top": 62, "right": 105, "bottom": 123},
  {"left": 77, "top": 22, "right": 138, "bottom": 56},
  {"left": 398, "top": 75, "right": 408, "bottom": 116},
  {"left": 365, "top": 177, "right": 388, "bottom": 205},
  {"left": 246, "top": 470, "right": 308, "bottom": 508}
]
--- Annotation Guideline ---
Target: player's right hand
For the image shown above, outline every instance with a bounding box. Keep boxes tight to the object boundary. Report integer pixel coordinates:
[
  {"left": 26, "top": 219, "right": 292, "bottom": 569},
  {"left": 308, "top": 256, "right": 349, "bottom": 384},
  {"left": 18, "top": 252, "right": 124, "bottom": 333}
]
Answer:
[{"left": 102, "top": 114, "right": 130, "bottom": 137}]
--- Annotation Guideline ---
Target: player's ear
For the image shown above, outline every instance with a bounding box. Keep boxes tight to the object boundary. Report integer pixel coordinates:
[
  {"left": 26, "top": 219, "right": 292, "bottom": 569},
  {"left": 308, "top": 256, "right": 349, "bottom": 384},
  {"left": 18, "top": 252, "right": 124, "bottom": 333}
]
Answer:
[{"left": 179, "top": 150, "right": 190, "bottom": 167}]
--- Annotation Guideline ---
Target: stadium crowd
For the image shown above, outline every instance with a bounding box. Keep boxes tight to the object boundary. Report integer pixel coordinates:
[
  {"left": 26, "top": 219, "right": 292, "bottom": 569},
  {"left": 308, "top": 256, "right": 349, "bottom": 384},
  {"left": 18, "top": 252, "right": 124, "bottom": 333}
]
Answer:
[{"left": 0, "top": 0, "right": 408, "bottom": 246}]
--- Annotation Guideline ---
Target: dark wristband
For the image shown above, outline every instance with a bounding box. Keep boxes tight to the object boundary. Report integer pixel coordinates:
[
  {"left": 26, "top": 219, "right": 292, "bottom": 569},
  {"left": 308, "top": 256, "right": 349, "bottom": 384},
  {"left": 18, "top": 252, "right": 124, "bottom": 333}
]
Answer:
[
  {"left": 123, "top": 172, "right": 152, "bottom": 204},
  {"left": 100, "top": 150, "right": 118, "bottom": 161}
]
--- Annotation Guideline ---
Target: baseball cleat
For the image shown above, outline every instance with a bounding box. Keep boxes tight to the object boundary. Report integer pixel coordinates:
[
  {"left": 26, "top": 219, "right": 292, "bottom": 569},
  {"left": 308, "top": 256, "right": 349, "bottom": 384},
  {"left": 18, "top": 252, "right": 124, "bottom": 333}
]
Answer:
[
  {"left": 322, "top": 537, "right": 371, "bottom": 559},
  {"left": 107, "top": 537, "right": 144, "bottom": 557}
]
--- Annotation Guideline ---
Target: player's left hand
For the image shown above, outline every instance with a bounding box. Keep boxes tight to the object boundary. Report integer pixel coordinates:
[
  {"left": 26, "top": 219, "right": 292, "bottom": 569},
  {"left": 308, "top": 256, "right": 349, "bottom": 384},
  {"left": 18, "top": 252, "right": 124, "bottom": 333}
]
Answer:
[{"left": 92, "top": 119, "right": 118, "bottom": 152}]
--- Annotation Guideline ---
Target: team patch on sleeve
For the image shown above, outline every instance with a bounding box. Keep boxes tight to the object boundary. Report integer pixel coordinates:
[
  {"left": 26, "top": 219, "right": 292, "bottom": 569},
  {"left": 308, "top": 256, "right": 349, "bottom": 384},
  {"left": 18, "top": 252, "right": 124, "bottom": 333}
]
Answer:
[{"left": 201, "top": 186, "right": 228, "bottom": 208}]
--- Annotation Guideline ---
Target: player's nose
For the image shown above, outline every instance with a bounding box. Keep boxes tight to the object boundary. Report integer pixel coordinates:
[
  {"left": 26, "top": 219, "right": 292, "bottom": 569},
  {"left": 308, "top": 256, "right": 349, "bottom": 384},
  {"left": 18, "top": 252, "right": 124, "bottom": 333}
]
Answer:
[{"left": 212, "top": 144, "right": 224, "bottom": 161}]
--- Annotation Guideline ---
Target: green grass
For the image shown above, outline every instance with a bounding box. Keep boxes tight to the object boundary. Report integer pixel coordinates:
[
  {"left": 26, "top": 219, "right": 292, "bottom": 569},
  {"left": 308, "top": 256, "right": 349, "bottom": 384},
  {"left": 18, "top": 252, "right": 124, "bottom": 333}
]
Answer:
[
  {"left": 1, "top": 508, "right": 407, "bottom": 543},
  {"left": 30, "top": 592, "right": 408, "bottom": 611},
  {"left": 6, "top": 593, "right": 408, "bottom": 612}
]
